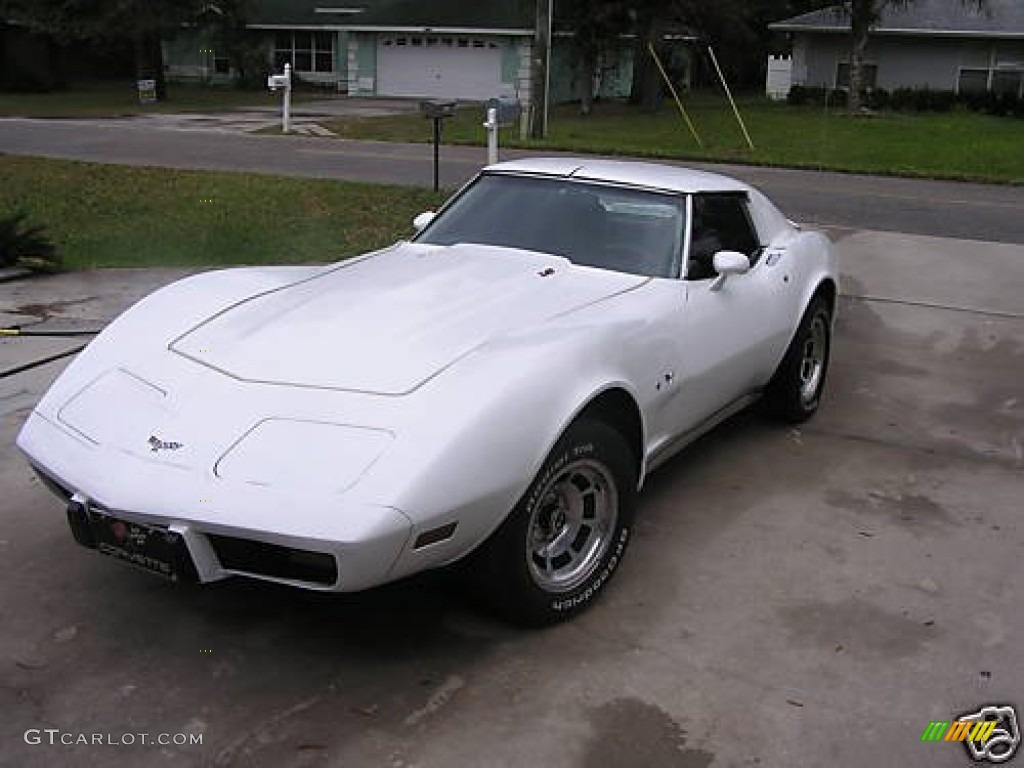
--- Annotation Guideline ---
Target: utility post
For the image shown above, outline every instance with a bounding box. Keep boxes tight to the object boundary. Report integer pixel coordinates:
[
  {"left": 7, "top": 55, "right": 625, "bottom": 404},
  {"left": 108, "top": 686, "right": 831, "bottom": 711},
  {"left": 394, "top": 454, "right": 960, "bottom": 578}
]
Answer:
[{"left": 530, "top": 0, "right": 551, "bottom": 139}]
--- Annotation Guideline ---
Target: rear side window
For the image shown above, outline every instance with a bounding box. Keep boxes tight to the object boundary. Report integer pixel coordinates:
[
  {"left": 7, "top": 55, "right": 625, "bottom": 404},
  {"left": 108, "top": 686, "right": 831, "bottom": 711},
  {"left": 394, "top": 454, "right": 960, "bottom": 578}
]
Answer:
[{"left": 692, "top": 193, "right": 761, "bottom": 260}]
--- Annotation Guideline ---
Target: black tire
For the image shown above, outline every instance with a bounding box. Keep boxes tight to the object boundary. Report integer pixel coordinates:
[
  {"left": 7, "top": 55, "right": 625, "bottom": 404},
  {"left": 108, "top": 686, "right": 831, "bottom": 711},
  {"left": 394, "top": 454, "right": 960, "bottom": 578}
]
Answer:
[
  {"left": 468, "top": 419, "right": 636, "bottom": 626},
  {"left": 764, "top": 296, "right": 832, "bottom": 423}
]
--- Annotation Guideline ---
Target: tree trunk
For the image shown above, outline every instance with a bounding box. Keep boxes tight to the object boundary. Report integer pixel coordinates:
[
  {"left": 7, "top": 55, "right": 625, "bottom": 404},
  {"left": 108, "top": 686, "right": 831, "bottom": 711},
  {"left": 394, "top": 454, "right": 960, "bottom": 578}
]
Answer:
[
  {"left": 630, "top": 13, "right": 662, "bottom": 113},
  {"left": 147, "top": 33, "right": 167, "bottom": 100},
  {"left": 133, "top": 30, "right": 167, "bottom": 101},
  {"left": 579, "top": 46, "right": 596, "bottom": 116},
  {"left": 848, "top": 0, "right": 876, "bottom": 112},
  {"left": 530, "top": 0, "right": 550, "bottom": 139},
  {"left": 628, "top": 9, "right": 651, "bottom": 105}
]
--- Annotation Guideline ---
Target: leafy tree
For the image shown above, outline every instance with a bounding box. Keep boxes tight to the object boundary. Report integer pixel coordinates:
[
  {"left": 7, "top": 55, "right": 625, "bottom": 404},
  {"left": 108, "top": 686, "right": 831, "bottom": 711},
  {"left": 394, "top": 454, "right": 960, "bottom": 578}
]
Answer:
[
  {"left": 556, "top": 0, "right": 631, "bottom": 114},
  {"left": 0, "top": 0, "right": 251, "bottom": 100},
  {"left": 199, "top": 0, "right": 265, "bottom": 89},
  {"left": 619, "top": 0, "right": 809, "bottom": 110}
]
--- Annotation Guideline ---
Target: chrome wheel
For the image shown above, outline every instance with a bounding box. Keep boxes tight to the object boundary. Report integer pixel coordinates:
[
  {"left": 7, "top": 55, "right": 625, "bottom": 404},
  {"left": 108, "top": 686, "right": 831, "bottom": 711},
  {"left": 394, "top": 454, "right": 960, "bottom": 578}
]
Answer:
[
  {"left": 527, "top": 459, "right": 618, "bottom": 593},
  {"left": 798, "top": 314, "right": 828, "bottom": 405}
]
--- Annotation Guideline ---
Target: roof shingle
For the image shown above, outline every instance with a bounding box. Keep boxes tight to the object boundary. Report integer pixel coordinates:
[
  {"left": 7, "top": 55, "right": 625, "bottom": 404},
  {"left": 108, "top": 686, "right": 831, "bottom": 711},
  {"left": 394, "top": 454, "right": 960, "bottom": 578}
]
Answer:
[
  {"left": 770, "top": 0, "right": 1024, "bottom": 37},
  {"left": 247, "top": 0, "right": 533, "bottom": 31}
]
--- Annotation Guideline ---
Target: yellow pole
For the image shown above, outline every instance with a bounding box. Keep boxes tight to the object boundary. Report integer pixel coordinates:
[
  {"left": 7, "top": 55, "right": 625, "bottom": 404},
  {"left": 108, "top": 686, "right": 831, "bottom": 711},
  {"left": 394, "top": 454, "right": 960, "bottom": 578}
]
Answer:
[
  {"left": 647, "top": 42, "right": 703, "bottom": 149},
  {"left": 706, "top": 43, "right": 755, "bottom": 151}
]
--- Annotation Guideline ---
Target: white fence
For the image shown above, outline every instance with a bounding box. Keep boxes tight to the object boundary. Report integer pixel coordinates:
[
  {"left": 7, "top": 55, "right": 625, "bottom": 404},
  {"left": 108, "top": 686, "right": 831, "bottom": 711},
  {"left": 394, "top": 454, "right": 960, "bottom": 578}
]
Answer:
[{"left": 766, "top": 55, "right": 793, "bottom": 100}]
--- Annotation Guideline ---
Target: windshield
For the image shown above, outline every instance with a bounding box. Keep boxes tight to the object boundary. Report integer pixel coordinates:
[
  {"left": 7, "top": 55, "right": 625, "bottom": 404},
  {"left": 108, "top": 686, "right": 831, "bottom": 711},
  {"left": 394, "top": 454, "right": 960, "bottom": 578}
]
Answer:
[{"left": 415, "top": 174, "right": 686, "bottom": 278}]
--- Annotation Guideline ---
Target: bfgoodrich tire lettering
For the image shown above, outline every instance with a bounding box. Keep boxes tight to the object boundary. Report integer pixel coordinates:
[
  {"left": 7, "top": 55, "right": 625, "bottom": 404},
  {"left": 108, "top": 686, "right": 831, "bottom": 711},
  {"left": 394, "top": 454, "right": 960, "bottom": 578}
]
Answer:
[
  {"left": 470, "top": 418, "right": 636, "bottom": 626},
  {"left": 765, "top": 296, "right": 832, "bottom": 423}
]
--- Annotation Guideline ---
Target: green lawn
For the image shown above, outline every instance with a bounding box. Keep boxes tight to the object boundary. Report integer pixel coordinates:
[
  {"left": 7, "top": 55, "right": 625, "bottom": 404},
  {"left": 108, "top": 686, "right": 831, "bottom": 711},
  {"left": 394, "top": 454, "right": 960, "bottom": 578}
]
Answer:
[
  {"left": 0, "top": 81, "right": 318, "bottom": 118},
  {"left": 0, "top": 156, "right": 445, "bottom": 270},
  {"left": 322, "top": 95, "right": 1024, "bottom": 184}
]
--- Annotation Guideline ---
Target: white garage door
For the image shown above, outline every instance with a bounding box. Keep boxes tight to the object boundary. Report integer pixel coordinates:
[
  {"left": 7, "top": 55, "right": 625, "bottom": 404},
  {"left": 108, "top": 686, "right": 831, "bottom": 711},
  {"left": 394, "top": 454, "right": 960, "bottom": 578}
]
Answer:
[{"left": 376, "top": 34, "right": 504, "bottom": 100}]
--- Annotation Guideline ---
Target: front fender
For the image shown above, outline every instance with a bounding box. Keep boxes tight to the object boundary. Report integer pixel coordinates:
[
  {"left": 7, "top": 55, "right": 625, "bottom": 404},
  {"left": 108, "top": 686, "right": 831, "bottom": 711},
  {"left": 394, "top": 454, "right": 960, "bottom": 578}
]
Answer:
[
  {"left": 375, "top": 325, "right": 647, "bottom": 578},
  {"left": 792, "top": 230, "right": 840, "bottom": 319}
]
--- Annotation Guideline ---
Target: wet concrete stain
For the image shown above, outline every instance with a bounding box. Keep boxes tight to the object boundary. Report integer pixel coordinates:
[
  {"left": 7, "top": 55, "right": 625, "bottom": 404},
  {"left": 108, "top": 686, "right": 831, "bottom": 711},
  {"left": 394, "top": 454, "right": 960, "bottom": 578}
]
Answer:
[
  {"left": 825, "top": 487, "right": 956, "bottom": 530},
  {"left": 581, "top": 697, "right": 714, "bottom": 768},
  {"left": 870, "top": 358, "right": 930, "bottom": 378},
  {"left": 778, "top": 597, "right": 938, "bottom": 659},
  {"left": 926, "top": 380, "right": 1024, "bottom": 461},
  {"left": 15, "top": 297, "right": 96, "bottom": 319},
  {"left": 817, "top": 226, "right": 857, "bottom": 243}
]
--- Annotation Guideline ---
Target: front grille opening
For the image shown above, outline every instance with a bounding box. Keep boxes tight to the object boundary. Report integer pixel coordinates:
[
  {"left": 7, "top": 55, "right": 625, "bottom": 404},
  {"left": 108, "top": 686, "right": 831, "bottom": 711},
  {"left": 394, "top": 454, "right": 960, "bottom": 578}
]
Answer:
[{"left": 207, "top": 535, "right": 338, "bottom": 586}]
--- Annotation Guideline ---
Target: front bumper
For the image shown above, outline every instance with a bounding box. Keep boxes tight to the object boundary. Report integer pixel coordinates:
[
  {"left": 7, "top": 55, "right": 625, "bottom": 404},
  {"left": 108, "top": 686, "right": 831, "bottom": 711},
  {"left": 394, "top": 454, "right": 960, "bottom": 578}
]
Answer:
[{"left": 19, "top": 411, "right": 414, "bottom": 592}]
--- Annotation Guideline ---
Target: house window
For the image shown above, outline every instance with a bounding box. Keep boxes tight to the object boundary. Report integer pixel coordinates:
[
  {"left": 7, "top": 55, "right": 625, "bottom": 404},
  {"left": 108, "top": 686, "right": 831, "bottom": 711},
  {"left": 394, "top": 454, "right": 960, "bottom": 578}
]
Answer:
[
  {"left": 294, "top": 32, "right": 312, "bottom": 71},
  {"left": 958, "top": 68, "right": 989, "bottom": 93},
  {"left": 957, "top": 67, "right": 1023, "bottom": 96},
  {"left": 836, "top": 62, "right": 878, "bottom": 90},
  {"left": 274, "top": 30, "right": 335, "bottom": 73},
  {"left": 992, "top": 69, "right": 1023, "bottom": 96},
  {"left": 213, "top": 52, "right": 230, "bottom": 75},
  {"left": 314, "top": 32, "right": 333, "bottom": 72}
]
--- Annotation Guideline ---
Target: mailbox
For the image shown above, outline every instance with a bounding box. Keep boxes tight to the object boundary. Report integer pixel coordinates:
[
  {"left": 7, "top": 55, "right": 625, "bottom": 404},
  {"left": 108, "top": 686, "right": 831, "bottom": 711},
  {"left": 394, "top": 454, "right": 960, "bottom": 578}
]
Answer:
[
  {"left": 485, "top": 97, "right": 521, "bottom": 127},
  {"left": 420, "top": 100, "right": 458, "bottom": 120},
  {"left": 420, "top": 100, "right": 457, "bottom": 192}
]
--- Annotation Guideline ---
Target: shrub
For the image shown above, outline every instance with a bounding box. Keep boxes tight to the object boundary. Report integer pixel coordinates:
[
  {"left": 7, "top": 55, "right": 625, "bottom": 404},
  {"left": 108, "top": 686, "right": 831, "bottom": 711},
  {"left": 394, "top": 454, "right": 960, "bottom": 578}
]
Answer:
[
  {"left": 0, "top": 211, "right": 62, "bottom": 272},
  {"left": 786, "top": 85, "right": 810, "bottom": 106},
  {"left": 953, "top": 90, "right": 1021, "bottom": 118},
  {"left": 786, "top": 85, "right": 847, "bottom": 107},
  {"left": 890, "top": 87, "right": 956, "bottom": 112},
  {"left": 826, "top": 88, "right": 848, "bottom": 108},
  {"left": 787, "top": 83, "right": 1021, "bottom": 117},
  {"left": 986, "top": 91, "right": 1024, "bottom": 118},
  {"left": 866, "top": 87, "right": 890, "bottom": 110}
]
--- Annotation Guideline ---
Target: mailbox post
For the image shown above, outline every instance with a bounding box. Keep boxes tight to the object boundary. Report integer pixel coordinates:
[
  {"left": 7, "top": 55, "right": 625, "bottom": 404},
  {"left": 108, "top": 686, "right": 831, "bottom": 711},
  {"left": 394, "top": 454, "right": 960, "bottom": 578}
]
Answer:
[
  {"left": 420, "top": 100, "right": 457, "bottom": 191},
  {"left": 483, "top": 98, "right": 522, "bottom": 165},
  {"left": 267, "top": 63, "right": 292, "bottom": 133}
]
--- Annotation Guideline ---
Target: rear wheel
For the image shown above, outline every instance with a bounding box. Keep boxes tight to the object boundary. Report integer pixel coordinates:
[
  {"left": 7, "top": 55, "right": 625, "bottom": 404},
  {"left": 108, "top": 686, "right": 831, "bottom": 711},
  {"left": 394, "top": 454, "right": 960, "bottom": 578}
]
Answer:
[
  {"left": 469, "top": 419, "right": 636, "bottom": 626},
  {"left": 764, "top": 296, "right": 832, "bottom": 423}
]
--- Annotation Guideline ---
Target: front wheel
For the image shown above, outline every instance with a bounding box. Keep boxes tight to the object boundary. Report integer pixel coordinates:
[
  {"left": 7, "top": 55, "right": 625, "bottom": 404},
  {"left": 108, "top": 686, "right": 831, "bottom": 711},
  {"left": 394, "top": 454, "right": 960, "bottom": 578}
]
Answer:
[
  {"left": 764, "top": 296, "right": 832, "bottom": 423},
  {"left": 469, "top": 419, "right": 636, "bottom": 626}
]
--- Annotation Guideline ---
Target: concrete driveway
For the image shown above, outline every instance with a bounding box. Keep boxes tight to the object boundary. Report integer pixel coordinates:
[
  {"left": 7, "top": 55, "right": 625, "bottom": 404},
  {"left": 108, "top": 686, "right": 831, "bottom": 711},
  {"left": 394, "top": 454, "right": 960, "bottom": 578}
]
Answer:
[
  {"left": 1, "top": 228, "right": 1022, "bottom": 767},
  {"left": 117, "top": 97, "right": 422, "bottom": 136}
]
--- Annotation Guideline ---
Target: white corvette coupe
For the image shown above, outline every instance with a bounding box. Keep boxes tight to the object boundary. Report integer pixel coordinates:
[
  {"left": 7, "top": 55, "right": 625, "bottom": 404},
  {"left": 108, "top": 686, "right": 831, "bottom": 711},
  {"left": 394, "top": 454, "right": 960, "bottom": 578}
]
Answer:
[{"left": 18, "top": 158, "right": 837, "bottom": 624}]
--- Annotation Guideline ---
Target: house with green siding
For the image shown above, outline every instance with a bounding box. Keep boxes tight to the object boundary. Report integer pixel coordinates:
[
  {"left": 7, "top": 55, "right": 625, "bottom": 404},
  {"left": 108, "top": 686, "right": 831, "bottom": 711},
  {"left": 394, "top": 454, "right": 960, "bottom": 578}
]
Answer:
[{"left": 163, "top": 0, "right": 635, "bottom": 103}]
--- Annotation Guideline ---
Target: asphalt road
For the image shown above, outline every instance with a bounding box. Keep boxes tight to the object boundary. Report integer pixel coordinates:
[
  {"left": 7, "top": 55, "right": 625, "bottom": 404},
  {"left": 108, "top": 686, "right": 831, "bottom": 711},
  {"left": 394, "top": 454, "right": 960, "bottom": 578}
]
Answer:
[{"left": 1, "top": 117, "right": 1022, "bottom": 244}]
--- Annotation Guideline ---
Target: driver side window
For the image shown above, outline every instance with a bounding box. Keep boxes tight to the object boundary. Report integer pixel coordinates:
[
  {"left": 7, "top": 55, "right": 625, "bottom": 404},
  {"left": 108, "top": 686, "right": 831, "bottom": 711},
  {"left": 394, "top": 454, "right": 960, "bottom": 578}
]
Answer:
[{"left": 686, "top": 193, "right": 762, "bottom": 281}]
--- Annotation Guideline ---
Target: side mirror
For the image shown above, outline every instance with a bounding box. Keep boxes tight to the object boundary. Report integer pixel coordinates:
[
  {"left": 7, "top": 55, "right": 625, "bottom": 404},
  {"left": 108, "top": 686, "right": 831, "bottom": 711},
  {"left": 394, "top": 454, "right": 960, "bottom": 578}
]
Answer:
[
  {"left": 412, "top": 211, "right": 436, "bottom": 232},
  {"left": 709, "top": 250, "right": 750, "bottom": 292}
]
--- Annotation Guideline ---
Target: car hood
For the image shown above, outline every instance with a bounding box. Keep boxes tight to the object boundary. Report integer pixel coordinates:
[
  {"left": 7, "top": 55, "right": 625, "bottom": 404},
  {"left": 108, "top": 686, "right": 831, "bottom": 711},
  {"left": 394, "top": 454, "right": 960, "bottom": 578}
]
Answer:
[{"left": 171, "top": 242, "right": 647, "bottom": 395}]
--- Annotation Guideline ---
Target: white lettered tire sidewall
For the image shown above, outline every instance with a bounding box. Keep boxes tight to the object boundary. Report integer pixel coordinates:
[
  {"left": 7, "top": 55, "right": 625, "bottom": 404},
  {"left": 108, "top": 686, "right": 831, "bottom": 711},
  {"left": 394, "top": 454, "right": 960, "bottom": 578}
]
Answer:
[{"left": 473, "top": 418, "right": 636, "bottom": 626}]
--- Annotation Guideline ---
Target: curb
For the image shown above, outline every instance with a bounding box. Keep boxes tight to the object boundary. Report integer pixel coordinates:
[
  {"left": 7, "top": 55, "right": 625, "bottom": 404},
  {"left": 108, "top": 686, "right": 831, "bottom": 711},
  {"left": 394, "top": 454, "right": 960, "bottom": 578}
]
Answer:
[{"left": 0, "top": 267, "right": 33, "bottom": 284}]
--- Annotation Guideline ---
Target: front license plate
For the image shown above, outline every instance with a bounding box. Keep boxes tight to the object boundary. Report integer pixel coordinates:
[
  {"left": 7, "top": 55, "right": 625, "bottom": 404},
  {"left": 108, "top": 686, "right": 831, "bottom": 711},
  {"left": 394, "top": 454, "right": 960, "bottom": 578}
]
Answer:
[{"left": 86, "top": 511, "right": 197, "bottom": 583}]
